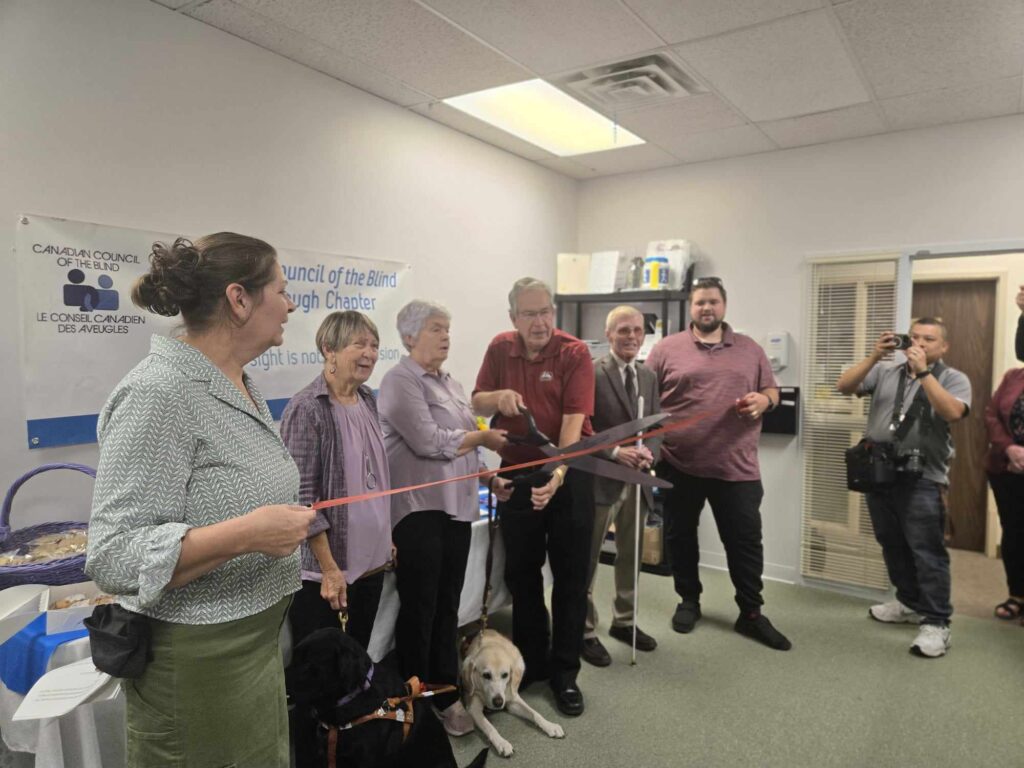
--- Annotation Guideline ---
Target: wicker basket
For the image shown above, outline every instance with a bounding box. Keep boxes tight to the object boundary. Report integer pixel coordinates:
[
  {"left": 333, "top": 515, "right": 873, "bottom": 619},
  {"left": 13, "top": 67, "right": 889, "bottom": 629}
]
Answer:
[{"left": 0, "top": 463, "right": 95, "bottom": 590}]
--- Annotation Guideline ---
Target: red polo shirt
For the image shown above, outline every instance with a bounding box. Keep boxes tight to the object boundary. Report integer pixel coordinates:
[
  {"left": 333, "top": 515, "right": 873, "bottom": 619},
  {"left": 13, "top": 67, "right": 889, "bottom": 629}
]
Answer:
[
  {"left": 645, "top": 323, "right": 775, "bottom": 481},
  {"left": 474, "top": 329, "right": 594, "bottom": 466}
]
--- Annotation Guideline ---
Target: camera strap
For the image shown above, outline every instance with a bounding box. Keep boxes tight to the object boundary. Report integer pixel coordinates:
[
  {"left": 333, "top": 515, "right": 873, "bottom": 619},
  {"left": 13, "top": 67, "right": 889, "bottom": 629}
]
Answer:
[{"left": 889, "top": 362, "right": 945, "bottom": 443}]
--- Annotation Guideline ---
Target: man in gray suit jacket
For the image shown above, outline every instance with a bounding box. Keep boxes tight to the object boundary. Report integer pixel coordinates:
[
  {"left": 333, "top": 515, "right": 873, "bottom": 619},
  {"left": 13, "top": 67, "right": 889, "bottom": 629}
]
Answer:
[{"left": 582, "top": 306, "right": 663, "bottom": 666}]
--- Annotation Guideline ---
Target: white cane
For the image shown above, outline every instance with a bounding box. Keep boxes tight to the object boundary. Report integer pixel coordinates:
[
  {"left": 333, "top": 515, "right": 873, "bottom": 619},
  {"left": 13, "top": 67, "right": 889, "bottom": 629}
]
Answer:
[{"left": 631, "top": 394, "right": 644, "bottom": 666}]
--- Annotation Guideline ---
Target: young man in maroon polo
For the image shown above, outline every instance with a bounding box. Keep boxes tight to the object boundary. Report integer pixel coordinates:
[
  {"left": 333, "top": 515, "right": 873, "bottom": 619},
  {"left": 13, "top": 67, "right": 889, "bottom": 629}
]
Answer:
[
  {"left": 645, "top": 277, "right": 791, "bottom": 651},
  {"left": 473, "top": 277, "right": 596, "bottom": 716}
]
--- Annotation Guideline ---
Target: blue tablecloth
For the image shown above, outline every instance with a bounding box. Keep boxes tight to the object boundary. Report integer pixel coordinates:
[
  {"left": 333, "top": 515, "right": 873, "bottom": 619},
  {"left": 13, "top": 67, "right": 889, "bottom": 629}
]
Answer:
[{"left": 0, "top": 614, "right": 89, "bottom": 695}]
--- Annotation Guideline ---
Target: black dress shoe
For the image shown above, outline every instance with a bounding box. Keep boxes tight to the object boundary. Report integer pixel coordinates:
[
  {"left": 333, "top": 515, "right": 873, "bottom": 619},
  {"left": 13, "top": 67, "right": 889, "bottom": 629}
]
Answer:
[
  {"left": 551, "top": 684, "right": 584, "bottom": 717},
  {"left": 581, "top": 637, "right": 611, "bottom": 667},
  {"left": 672, "top": 601, "right": 701, "bottom": 634},
  {"left": 608, "top": 624, "right": 657, "bottom": 651},
  {"left": 734, "top": 612, "right": 792, "bottom": 651}
]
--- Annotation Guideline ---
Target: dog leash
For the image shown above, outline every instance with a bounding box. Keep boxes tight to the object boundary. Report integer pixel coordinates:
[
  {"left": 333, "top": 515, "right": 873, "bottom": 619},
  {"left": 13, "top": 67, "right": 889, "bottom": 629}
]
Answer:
[{"left": 323, "top": 677, "right": 458, "bottom": 766}]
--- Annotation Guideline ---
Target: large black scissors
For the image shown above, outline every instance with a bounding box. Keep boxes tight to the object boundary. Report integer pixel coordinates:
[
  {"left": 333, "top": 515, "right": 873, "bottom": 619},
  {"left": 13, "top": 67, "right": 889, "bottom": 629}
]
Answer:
[{"left": 493, "top": 407, "right": 673, "bottom": 489}]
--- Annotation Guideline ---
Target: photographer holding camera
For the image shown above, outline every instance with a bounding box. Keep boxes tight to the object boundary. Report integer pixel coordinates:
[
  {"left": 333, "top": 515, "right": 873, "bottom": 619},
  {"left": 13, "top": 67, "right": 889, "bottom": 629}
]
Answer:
[{"left": 836, "top": 318, "right": 970, "bottom": 658}]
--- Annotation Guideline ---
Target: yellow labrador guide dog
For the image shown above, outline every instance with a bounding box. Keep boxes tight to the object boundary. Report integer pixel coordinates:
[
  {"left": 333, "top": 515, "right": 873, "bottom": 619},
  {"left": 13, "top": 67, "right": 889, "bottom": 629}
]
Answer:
[{"left": 461, "top": 629, "right": 565, "bottom": 757}]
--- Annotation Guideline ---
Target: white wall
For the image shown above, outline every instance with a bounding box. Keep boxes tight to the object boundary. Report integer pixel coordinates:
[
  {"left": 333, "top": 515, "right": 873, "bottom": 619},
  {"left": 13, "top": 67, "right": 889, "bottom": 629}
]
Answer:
[
  {"left": 578, "top": 116, "right": 1024, "bottom": 582},
  {"left": 0, "top": 0, "right": 578, "bottom": 527}
]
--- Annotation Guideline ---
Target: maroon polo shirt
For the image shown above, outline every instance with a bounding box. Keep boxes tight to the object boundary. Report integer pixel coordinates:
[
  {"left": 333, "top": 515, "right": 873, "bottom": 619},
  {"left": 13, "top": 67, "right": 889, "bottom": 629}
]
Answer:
[
  {"left": 645, "top": 323, "right": 776, "bottom": 481},
  {"left": 474, "top": 329, "right": 594, "bottom": 466}
]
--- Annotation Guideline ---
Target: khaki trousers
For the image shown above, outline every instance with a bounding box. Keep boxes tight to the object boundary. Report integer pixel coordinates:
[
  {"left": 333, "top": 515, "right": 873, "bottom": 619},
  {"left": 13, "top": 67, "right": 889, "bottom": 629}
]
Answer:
[{"left": 584, "top": 484, "right": 647, "bottom": 637}]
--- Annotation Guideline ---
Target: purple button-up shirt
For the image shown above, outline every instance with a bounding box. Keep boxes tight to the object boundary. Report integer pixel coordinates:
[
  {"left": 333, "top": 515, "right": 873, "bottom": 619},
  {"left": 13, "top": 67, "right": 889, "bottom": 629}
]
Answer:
[{"left": 378, "top": 355, "right": 480, "bottom": 528}]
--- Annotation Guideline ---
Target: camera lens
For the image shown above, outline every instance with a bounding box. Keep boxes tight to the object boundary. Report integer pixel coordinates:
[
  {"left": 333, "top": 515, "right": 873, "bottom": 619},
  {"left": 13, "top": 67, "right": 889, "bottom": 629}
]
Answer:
[{"left": 893, "top": 333, "right": 913, "bottom": 350}]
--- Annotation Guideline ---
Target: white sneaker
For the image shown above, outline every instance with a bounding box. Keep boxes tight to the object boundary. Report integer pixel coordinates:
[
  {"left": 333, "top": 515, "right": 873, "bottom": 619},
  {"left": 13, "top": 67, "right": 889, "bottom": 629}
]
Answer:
[
  {"left": 868, "top": 600, "right": 922, "bottom": 624},
  {"left": 435, "top": 700, "right": 474, "bottom": 737},
  {"left": 910, "top": 624, "right": 951, "bottom": 658}
]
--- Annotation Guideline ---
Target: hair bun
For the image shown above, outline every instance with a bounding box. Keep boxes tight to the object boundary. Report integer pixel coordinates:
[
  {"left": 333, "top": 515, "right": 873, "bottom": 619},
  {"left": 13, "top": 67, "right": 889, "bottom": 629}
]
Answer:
[{"left": 131, "top": 238, "right": 203, "bottom": 316}]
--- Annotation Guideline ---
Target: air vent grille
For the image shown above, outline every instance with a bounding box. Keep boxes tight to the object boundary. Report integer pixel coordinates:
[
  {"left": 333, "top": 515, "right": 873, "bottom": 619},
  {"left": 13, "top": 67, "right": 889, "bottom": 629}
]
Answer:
[{"left": 555, "top": 54, "right": 707, "bottom": 112}]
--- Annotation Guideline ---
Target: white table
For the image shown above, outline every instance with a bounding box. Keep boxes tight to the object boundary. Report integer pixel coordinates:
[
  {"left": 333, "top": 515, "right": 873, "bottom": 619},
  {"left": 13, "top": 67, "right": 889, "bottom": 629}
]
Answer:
[{"left": 1, "top": 515, "right": 519, "bottom": 768}]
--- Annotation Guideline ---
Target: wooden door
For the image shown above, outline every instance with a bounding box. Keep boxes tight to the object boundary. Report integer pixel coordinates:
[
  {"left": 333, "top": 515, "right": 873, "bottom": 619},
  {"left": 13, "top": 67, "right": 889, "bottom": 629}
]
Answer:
[{"left": 912, "top": 279, "right": 996, "bottom": 552}]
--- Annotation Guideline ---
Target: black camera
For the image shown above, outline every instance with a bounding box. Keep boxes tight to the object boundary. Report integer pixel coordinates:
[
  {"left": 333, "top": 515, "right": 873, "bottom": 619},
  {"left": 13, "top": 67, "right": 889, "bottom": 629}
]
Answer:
[{"left": 891, "top": 333, "right": 913, "bottom": 351}]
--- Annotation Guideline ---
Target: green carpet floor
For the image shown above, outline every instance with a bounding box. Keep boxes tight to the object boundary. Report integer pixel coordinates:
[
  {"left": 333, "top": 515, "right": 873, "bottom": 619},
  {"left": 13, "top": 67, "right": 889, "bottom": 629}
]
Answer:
[{"left": 451, "top": 566, "right": 1020, "bottom": 767}]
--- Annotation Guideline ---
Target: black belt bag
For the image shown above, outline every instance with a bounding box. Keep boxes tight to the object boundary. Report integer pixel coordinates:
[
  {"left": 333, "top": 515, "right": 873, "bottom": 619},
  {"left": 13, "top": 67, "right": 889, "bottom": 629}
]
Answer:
[
  {"left": 82, "top": 603, "right": 152, "bottom": 678},
  {"left": 845, "top": 440, "right": 898, "bottom": 492}
]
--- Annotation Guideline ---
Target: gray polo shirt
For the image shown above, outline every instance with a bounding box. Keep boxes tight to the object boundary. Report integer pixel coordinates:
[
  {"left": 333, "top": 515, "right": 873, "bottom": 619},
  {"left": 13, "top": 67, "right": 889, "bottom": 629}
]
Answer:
[{"left": 858, "top": 360, "right": 972, "bottom": 484}]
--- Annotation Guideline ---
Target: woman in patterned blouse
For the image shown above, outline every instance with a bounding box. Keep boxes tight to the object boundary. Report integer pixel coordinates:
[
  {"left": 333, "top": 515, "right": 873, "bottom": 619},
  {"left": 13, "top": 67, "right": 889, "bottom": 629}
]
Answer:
[{"left": 87, "top": 233, "right": 315, "bottom": 767}]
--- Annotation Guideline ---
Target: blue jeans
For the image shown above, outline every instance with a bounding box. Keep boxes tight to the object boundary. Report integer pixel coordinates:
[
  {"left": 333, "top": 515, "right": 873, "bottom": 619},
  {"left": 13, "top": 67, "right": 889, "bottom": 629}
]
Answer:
[{"left": 866, "top": 477, "right": 951, "bottom": 625}]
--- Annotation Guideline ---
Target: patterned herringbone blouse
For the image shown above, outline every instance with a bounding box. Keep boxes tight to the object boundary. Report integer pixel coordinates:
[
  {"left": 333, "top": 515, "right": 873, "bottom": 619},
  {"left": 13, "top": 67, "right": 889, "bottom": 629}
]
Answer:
[{"left": 86, "top": 335, "right": 301, "bottom": 624}]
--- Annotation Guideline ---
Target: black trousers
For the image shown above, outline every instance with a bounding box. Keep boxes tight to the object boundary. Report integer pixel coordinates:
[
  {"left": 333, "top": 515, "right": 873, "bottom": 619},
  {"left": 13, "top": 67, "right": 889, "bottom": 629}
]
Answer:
[
  {"left": 658, "top": 462, "right": 765, "bottom": 614},
  {"left": 393, "top": 510, "right": 471, "bottom": 710},
  {"left": 989, "top": 472, "right": 1024, "bottom": 597},
  {"left": 288, "top": 572, "right": 385, "bottom": 652},
  {"left": 499, "top": 467, "right": 593, "bottom": 690}
]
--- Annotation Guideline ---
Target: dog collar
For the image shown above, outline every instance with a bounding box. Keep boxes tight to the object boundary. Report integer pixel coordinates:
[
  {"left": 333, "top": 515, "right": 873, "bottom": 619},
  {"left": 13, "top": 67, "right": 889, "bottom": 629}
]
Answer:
[{"left": 336, "top": 664, "right": 375, "bottom": 707}]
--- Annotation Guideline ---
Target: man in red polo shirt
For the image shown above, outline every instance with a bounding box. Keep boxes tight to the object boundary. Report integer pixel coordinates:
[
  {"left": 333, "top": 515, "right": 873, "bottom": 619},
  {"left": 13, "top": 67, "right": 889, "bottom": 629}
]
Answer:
[
  {"left": 645, "top": 276, "right": 791, "bottom": 651},
  {"left": 473, "top": 277, "right": 595, "bottom": 716}
]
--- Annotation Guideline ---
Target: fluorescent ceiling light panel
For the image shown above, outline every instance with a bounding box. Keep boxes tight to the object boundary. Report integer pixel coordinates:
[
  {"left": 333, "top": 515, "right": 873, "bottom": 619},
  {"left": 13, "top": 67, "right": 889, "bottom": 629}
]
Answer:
[{"left": 443, "top": 79, "right": 644, "bottom": 157}]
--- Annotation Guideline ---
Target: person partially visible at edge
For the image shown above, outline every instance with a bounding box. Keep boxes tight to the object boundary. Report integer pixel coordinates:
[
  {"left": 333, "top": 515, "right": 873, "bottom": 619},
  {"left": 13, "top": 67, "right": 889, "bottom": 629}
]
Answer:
[
  {"left": 985, "top": 285, "right": 1024, "bottom": 624},
  {"left": 86, "top": 233, "right": 313, "bottom": 767},
  {"left": 378, "top": 299, "right": 510, "bottom": 737},
  {"left": 472, "top": 277, "right": 596, "bottom": 717},
  {"left": 645, "top": 276, "right": 791, "bottom": 652},
  {"left": 836, "top": 319, "right": 971, "bottom": 658}
]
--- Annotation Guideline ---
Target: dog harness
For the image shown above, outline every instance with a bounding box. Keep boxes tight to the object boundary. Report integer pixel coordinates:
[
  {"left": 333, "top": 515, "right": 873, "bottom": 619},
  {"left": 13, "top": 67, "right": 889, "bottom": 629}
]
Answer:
[{"left": 322, "top": 676, "right": 458, "bottom": 766}]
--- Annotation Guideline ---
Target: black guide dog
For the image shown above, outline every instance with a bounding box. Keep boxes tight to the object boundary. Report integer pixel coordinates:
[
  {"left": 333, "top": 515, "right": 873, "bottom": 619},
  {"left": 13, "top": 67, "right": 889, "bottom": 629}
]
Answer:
[{"left": 287, "top": 628, "right": 488, "bottom": 768}]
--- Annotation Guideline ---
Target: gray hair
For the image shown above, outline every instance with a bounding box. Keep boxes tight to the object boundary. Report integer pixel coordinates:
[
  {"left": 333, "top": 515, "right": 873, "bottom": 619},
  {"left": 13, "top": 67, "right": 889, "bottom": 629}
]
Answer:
[
  {"left": 316, "top": 311, "right": 379, "bottom": 355},
  {"left": 508, "top": 276, "right": 553, "bottom": 316},
  {"left": 605, "top": 305, "right": 643, "bottom": 332},
  {"left": 396, "top": 299, "right": 451, "bottom": 351}
]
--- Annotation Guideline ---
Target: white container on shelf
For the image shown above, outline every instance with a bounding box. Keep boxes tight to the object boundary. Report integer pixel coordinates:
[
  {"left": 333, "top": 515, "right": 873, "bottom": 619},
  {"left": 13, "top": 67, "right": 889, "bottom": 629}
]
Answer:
[
  {"left": 645, "top": 239, "right": 693, "bottom": 290},
  {"left": 642, "top": 254, "right": 669, "bottom": 289}
]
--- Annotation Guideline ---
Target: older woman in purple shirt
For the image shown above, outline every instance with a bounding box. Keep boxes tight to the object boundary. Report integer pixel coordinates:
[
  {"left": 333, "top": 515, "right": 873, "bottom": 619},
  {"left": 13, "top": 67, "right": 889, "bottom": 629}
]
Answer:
[
  {"left": 280, "top": 311, "right": 392, "bottom": 652},
  {"left": 379, "top": 300, "right": 508, "bottom": 735}
]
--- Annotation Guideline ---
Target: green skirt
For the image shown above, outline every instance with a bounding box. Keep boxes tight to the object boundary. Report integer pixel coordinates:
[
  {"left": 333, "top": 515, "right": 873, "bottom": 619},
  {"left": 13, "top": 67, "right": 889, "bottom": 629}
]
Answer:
[{"left": 124, "top": 597, "right": 291, "bottom": 768}]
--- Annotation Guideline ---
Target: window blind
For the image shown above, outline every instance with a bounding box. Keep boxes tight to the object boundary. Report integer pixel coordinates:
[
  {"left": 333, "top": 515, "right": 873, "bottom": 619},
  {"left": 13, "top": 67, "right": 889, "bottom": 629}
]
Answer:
[{"left": 800, "top": 258, "right": 901, "bottom": 589}]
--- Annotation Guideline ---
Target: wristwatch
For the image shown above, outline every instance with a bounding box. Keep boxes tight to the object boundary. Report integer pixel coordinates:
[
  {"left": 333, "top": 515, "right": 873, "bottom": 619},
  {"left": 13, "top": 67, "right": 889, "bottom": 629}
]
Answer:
[
  {"left": 765, "top": 396, "right": 779, "bottom": 412},
  {"left": 916, "top": 369, "right": 933, "bottom": 379}
]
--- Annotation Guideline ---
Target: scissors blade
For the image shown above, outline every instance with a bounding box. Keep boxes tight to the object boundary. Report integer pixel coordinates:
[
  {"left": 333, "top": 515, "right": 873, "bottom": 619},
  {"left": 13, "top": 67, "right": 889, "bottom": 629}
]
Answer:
[
  {"left": 561, "top": 412, "right": 670, "bottom": 455},
  {"left": 549, "top": 453, "right": 673, "bottom": 488}
]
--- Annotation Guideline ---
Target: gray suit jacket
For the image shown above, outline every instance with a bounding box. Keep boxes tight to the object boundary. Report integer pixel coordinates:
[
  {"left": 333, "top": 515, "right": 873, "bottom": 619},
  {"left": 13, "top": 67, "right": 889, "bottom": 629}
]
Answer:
[{"left": 592, "top": 354, "right": 662, "bottom": 507}]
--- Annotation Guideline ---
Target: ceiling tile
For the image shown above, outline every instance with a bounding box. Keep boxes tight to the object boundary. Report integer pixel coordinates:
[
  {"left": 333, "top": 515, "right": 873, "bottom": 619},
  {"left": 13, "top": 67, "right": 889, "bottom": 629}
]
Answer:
[
  {"left": 228, "top": 0, "right": 532, "bottom": 98},
  {"left": 151, "top": 0, "right": 192, "bottom": 8},
  {"left": 419, "top": 0, "right": 662, "bottom": 75},
  {"left": 531, "top": 156, "right": 601, "bottom": 179},
  {"left": 615, "top": 94, "right": 747, "bottom": 144},
  {"left": 674, "top": 10, "right": 870, "bottom": 122},
  {"left": 624, "top": 0, "right": 823, "bottom": 44},
  {"left": 660, "top": 124, "right": 776, "bottom": 163},
  {"left": 879, "top": 76, "right": 1023, "bottom": 131},
  {"left": 408, "top": 102, "right": 553, "bottom": 160},
  {"left": 758, "top": 102, "right": 884, "bottom": 147},
  {"left": 567, "top": 143, "right": 682, "bottom": 176},
  {"left": 835, "top": 0, "right": 1024, "bottom": 99},
  {"left": 189, "top": 1, "right": 431, "bottom": 106}
]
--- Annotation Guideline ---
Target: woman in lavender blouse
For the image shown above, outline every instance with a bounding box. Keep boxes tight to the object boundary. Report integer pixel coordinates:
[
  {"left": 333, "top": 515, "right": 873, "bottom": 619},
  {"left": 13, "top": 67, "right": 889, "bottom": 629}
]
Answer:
[
  {"left": 280, "top": 311, "right": 392, "bottom": 652},
  {"left": 378, "top": 300, "right": 510, "bottom": 735}
]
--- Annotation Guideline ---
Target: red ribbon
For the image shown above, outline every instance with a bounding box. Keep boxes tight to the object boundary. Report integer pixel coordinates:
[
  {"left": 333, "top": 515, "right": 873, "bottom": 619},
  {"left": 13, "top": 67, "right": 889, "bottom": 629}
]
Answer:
[{"left": 310, "top": 408, "right": 719, "bottom": 512}]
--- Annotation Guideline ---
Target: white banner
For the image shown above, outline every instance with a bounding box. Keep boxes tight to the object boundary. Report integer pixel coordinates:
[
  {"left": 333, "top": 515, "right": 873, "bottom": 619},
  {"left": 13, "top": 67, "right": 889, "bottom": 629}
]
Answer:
[{"left": 15, "top": 214, "right": 412, "bottom": 448}]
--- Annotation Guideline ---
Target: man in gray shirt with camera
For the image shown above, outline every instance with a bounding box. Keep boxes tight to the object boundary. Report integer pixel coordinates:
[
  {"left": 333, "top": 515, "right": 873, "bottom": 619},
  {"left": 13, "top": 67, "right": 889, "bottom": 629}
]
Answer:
[{"left": 836, "top": 318, "right": 971, "bottom": 658}]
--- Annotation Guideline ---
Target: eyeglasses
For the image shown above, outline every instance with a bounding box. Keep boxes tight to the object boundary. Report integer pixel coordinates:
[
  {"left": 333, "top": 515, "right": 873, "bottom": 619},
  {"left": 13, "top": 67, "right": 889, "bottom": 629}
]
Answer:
[
  {"left": 692, "top": 276, "right": 724, "bottom": 289},
  {"left": 517, "top": 306, "right": 554, "bottom": 321}
]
